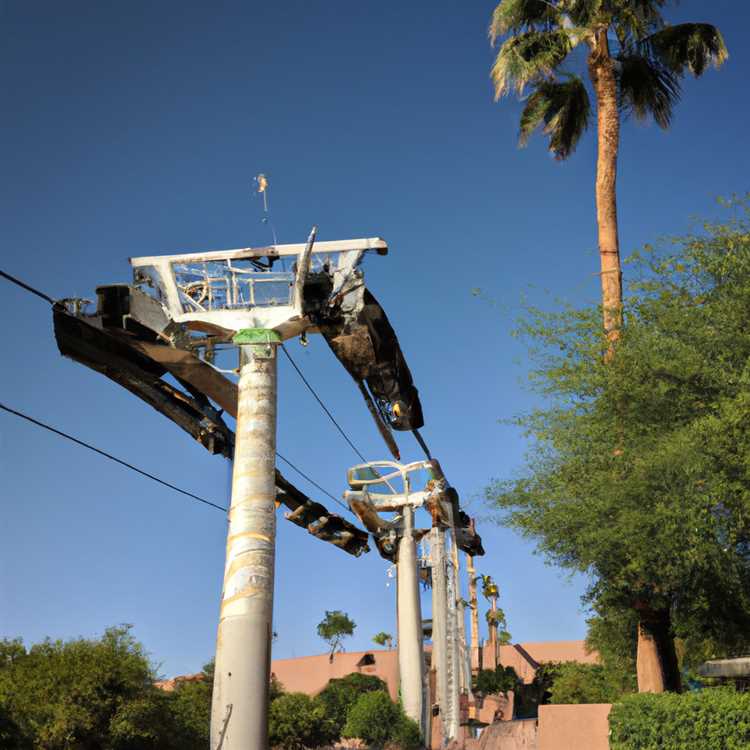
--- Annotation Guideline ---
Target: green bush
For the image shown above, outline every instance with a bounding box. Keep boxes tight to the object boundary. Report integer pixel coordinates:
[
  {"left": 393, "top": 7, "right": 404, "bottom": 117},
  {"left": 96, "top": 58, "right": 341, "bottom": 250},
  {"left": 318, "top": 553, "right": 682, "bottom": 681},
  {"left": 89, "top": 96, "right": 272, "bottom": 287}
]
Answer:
[
  {"left": 268, "top": 692, "right": 332, "bottom": 749},
  {"left": 609, "top": 688, "right": 750, "bottom": 750},
  {"left": 473, "top": 665, "right": 520, "bottom": 696},
  {"left": 391, "top": 713, "right": 422, "bottom": 750},
  {"left": 317, "top": 672, "right": 388, "bottom": 736},
  {"left": 515, "top": 662, "right": 561, "bottom": 718},
  {"left": 342, "top": 691, "right": 401, "bottom": 748},
  {"left": 549, "top": 662, "right": 632, "bottom": 704}
]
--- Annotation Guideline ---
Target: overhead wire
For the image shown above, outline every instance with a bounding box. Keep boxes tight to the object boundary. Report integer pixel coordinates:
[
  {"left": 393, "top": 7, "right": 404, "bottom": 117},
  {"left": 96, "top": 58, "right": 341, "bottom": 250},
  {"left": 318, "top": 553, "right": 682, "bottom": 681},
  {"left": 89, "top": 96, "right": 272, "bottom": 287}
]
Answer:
[
  {"left": 280, "top": 342, "right": 369, "bottom": 464},
  {"left": 0, "top": 402, "right": 227, "bottom": 513},
  {"left": 0, "top": 268, "right": 350, "bottom": 518},
  {"left": 0, "top": 269, "right": 55, "bottom": 304}
]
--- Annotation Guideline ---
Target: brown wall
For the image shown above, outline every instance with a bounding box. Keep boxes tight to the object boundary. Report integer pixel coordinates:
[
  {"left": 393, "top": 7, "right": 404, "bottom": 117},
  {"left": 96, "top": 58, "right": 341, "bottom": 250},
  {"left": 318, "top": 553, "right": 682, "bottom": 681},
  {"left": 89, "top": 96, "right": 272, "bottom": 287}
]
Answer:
[
  {"left": 271, "top": 649, "right": 400, "bottom": 701},
  {"left": 537, "top": 704, "right": 612, "bottom": 750}
]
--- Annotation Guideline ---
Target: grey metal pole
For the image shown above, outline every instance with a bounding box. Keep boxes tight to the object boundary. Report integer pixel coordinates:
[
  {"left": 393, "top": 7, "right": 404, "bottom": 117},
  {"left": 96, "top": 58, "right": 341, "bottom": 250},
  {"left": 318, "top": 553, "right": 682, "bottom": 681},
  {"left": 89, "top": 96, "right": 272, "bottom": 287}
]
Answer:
[
  {"left": 397, "top": 505, "right": 426, "bottom": 739},
  {"left": 211, "top": 331, "right": 280, "bottom": 750}
]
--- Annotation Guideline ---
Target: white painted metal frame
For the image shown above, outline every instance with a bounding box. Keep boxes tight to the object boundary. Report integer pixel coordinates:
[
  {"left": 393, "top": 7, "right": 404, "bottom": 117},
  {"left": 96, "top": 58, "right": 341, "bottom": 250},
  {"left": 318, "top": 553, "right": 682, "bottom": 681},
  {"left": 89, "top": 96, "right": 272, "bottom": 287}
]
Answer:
[
  {"left": 344, "top": 459, "right": 436, "bottom": 511},
  {"left": 129, "top": 237, "right": 387, "bottom": 338}
]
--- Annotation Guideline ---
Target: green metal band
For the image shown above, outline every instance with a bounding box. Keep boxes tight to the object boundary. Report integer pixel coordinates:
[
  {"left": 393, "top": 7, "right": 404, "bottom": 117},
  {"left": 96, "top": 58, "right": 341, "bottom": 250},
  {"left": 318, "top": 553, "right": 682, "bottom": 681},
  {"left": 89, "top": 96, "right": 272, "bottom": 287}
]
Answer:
[{"left": 233, "top": 328, "right": 282, "bottom": 345}]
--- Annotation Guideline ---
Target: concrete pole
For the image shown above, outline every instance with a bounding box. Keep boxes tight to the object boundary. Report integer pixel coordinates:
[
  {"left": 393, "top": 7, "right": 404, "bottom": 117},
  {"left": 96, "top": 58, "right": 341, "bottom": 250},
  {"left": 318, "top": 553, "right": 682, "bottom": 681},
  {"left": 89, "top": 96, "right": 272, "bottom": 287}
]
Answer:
[
  {"left": 397, "top": 506, "right": 427, "bottom": 740},
  {"left": 490, "top": 596, "right": 499, "bottom": 668},
  {"left": 466, "top": 555, "right": 481, "bottom": 675},
  {"left": 211, "top": 331, "right": 280, "bottom": 750},
  {"left": 450, "top": 540, "right": 471, "bottom": 701},
  {"left": 430, "top": 525, "right": 452, "bottom": 745},
  {"left": 445, "top": 535, "right": 462, "bottom": 740}
]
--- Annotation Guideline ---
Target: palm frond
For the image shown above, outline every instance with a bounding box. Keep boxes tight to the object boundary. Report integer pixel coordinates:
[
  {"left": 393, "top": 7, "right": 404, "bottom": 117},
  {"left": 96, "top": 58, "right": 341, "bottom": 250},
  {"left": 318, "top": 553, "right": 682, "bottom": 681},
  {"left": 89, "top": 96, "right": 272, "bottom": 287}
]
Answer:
[
  {"left": 644, "top": 23, "right": 728, "bottom": 77},
  {"left": 519, "top": 75, "right": 591, "bottom": 159},
  {"left": 491, "top": 28, "right": 580, "bottom": 99},
  {"left": 489, "top": 0, "right": 561, "bottom": 42},
  {"left": 612, "top": 0, "right": 666, "bottom": 45},
  {"left": 616, "top": 53, "right": 680, "bottom": 129}
]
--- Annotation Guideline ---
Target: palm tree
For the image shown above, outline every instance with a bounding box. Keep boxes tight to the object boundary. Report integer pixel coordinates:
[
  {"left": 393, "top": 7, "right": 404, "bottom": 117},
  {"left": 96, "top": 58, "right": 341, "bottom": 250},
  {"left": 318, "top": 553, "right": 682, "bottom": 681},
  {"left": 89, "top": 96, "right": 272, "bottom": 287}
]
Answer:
[
  {"left": 490, "top": 0, "right": 727, "bottom": 347},
  {"left": 490, "top": 1, "right": 727, "bottom": 693}
]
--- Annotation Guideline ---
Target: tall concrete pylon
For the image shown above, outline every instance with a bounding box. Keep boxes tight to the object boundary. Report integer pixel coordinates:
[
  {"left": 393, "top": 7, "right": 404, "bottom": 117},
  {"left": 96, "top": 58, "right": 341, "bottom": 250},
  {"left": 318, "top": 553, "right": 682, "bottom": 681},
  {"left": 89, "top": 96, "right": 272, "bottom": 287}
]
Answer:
[
  {"left": 396, "top": 505, "right": 428, "bottom": 739},
  {"left": 211, "top": 332, "right": 280, "bottom": 750}
]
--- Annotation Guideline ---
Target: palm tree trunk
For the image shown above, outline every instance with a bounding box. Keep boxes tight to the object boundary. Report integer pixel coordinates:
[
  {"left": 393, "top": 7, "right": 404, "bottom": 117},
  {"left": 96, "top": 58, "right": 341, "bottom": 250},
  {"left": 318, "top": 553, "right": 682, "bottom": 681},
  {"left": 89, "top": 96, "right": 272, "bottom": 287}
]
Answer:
[
  {"left": 588, "top": 29, "right": 623, "bottom": 350},
  {"left": 635, "top": 606, "right": 681, "bottom": 693}
]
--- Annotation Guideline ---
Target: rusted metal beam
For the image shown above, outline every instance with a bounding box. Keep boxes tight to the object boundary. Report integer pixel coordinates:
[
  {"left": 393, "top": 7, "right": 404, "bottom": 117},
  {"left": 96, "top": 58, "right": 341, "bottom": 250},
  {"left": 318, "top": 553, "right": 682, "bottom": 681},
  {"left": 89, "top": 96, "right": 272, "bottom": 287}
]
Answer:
[{"left": 52, "top": 301, "right": 370, "bottom": 557}]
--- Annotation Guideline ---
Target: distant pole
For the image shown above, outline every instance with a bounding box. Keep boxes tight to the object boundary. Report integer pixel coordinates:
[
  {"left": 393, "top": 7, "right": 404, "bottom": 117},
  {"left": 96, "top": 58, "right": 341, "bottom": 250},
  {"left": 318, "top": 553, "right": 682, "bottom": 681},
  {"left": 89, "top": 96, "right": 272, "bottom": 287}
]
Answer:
[
  {"left": 211, "top": 330, "right": 281, "bottom": 750},
  {"left": 450, "top": 539, "right": 471, "bottom": 701},
  {"left": 396, "top": 505, "right": 427, "bottom": 740},
  {"left": 466, "top": 554, "right": 481, "bottom": 674}
]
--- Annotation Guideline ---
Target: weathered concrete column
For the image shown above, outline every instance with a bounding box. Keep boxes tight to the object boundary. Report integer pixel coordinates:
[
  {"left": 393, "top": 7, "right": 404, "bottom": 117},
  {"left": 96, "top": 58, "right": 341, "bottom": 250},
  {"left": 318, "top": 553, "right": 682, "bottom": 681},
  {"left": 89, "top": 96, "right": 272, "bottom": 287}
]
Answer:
[
  {"left": 211, "top": 331, "right": 280, "bottom": 750},
  {"left": 466, "top": 554, "right": 481, "bottom": 675},
  {"left": 397, "top": 505, "right": 427, "bottom": 740},
  {"left": 430, "top": 525, "right": 451, "bottom": 745}
]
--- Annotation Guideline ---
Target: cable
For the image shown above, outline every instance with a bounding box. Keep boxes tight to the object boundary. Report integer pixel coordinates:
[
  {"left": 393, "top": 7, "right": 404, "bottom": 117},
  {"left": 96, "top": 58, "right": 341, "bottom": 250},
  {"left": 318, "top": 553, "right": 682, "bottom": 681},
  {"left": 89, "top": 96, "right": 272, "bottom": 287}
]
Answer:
[
  {"left": 280, "top": 343, "right": 369, "bottom": 464},
  {"left": 275, "top": 450, "right": 349, "bottom": 512},
  {"left": 0, "top": 270, "right": 54, "bottom": 304},
  {"left": 0, "top": 402, "right": 227, "bottom": 513}
]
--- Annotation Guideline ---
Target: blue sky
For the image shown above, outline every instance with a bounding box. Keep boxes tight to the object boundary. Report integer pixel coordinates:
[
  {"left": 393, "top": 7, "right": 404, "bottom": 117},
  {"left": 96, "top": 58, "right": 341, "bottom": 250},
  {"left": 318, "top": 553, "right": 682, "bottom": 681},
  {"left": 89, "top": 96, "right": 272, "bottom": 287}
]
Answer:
[{"left": 1, "top": 0, "right": 748, "bottom": 677}]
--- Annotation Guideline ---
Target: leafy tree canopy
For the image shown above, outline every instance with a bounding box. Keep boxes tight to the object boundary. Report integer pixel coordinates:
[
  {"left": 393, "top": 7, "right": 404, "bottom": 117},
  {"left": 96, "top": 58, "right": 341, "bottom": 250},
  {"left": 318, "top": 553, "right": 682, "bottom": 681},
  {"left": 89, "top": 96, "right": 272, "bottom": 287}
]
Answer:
[
  {"left": 473, "top": 665, "right": 521, "bottom": 696},
  {"left": 268, "top": 692, "right": 334, "bottom": 750},
  {"left": 317, "top": 610, "right": 356, "bottom": 662},
  {"left": 316, "top": 672, "right": 387, "bottom": 737},
  {"left": 490, "top": 0, "right": 728, "bottom": 159},
  {"left": 372, "top": 632, "right": 394, "bottom": 648},
  {"left": 487, "top": 201, "right": 750, "bottom": 664},
  {"left": 0, "top": 625, "right": 211, "bottom": 750}
]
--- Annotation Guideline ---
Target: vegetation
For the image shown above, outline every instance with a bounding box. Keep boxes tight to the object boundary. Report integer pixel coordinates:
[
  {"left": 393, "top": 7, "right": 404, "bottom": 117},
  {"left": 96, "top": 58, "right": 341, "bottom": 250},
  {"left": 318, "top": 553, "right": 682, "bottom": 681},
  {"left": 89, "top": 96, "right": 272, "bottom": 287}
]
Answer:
[
  {"left": 317, "top": 610, "right": 356, "bottom": 663},
  {"left": 515, "top": 662, "right": 560, "bottom": 718},
  {"left": 0, "top": 626, "right": 211, "bottom": 750},
  {"left": 487, "top": 205, "right": 750, "bottom": 693},
  {"left": 372, "top": 632, "right": 394, "bottom": 649},
  {"left": 473, "top": 664, "right": 520, "bottom": 696},
  {"left": 268, "top": 693, "right": 333, "bottom": 750},
  {"left": 489, "top": 0, "right": 727, "bottom": 342},
  {"left": 609, "top": 688, "right": 750, "bottom": 750},
  {"left": 316, "top": 672, "right": 388, "bottom": 738},
  {"left": 548, "top": 662, "right": 634, "bottom": 704},
  {"left": 342, "top": 690, "right": 420, "bottom": 750}
]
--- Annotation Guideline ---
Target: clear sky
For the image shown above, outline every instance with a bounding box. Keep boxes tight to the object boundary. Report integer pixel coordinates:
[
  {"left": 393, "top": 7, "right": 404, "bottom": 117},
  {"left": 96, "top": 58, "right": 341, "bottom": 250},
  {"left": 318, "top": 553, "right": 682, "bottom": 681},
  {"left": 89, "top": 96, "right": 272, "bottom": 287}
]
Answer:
[{"left": 2, "top": 0, "right": 748, "bottom": 678}]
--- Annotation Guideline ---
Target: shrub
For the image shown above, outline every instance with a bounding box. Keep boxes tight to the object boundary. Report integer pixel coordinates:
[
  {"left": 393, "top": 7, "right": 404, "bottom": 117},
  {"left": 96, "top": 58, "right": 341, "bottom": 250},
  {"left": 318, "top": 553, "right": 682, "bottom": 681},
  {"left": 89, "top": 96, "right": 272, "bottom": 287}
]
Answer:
[
  {"left": 342, "top": 691, "right": 400, "bottom": 748},
  {"left": 549, "top": 662, "right": 632, "bottom": 704},
  {"left": 268, "top": 692, "right": 332, "bottom": 750},
  {"left": 391, "top": 713, "right": 422, "bottom": 750},
  {"left": 609, "top": 688, "right": 750, "bottom": 750},
  {"left": 473, "top": 665, "right": 520, "bottom": 696},
  {"left": 515, "top": 662, "right": 561, "bottom": 718},
  {"left": 317, "top": 672, "right": 388, "bottom": 736}
]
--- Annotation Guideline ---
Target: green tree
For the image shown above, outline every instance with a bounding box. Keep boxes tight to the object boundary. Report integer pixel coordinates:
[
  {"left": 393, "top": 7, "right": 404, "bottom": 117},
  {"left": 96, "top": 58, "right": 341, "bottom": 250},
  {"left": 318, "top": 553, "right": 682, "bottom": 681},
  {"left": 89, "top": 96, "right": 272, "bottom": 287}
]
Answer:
[
  {"left": 548, "top": 662, "right": 634, "bottom": 704},
  {"left": 342, "top": 690, "right": 419, "bottom": 750},
  {"left": 473, "top": 665, "right": 520, "bottom": 696},
  {"left": 489, "top": 1, "right": 727, "bottom": 344},
  {"left": 317, "top": 610, "right": 356, "bottom": 663},
  {"left": 167, "top": 662, "right": 214, "bottom": 750},
  {"left": 372, "top": 631, "right": 394, "bottom": 649},
  {"left": 487, "top": 204, "right": 750, "bottom": 693},
  {"left": 268, "top": 692, "right": 332, "bottom": 750},
  {"left": 317, "top": 672, "right": 388, "bottom": 738},
  {"left": 0, "top": 626, "right": 178, "bottom": 750}
]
